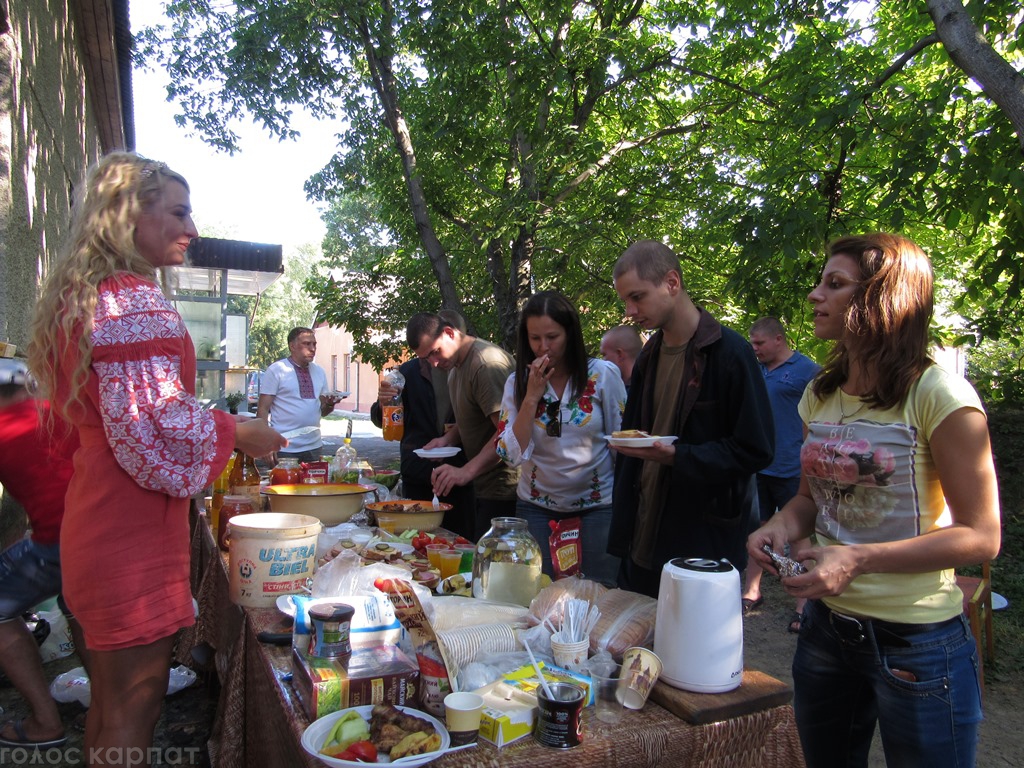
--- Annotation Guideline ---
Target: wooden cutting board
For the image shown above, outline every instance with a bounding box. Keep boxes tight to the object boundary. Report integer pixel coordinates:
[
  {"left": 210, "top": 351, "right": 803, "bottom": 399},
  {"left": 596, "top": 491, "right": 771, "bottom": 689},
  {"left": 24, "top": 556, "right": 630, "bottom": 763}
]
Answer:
[{"left": 648, "top": 669, "right": 793, "bottom": 725}]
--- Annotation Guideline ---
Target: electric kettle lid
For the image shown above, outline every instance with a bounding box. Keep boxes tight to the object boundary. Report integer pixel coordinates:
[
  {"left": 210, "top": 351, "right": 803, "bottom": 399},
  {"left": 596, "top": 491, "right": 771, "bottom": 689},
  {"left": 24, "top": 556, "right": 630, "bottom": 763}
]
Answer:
[{"left": 667, "top": 557, "right": 734, "bottom": 574}]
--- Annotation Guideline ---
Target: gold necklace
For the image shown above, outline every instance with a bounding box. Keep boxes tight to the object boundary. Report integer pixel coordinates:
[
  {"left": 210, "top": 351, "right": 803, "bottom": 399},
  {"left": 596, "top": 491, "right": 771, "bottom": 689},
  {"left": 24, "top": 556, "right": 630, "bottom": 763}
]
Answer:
[{"left": 838, "top": 389, "right": 867, "bottom": 422}]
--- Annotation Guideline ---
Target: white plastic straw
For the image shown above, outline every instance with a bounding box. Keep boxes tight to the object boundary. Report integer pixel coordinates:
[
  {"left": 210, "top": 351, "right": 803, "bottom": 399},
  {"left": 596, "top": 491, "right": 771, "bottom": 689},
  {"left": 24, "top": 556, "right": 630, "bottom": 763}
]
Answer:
[{"left": 522, "top": 639, "right": 554, "bottom": 699}]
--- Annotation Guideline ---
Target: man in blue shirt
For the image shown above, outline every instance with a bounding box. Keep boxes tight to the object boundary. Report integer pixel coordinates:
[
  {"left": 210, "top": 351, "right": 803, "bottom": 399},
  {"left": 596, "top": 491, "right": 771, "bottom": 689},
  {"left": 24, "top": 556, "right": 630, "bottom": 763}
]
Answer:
[{"left": 741, "top": 317, "right": 820, "bottom": 630}]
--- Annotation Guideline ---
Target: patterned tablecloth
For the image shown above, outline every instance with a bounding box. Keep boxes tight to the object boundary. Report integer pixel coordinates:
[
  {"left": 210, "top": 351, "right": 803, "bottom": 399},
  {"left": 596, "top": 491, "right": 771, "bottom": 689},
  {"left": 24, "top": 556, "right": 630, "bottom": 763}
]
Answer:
[{"left": 181, "top": 510, "right": 806, "bottom": 768}]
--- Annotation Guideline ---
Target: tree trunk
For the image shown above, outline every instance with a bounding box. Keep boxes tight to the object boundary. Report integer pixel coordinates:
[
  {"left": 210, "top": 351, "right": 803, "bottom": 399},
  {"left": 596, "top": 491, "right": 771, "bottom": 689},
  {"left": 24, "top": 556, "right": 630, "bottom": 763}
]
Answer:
[
  {"left": 353, "top": 11, "right": 461, "bottom": 311},
  {"left": 928, "top": 0, "right": 1024, "bottom": 152}
]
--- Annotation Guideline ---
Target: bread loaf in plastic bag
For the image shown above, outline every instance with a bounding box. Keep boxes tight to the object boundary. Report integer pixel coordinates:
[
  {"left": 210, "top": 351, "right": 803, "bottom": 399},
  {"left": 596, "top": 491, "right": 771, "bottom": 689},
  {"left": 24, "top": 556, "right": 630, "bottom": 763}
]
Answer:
[{"left": 588, "top": 589, "right": 658, "bottom": 661}]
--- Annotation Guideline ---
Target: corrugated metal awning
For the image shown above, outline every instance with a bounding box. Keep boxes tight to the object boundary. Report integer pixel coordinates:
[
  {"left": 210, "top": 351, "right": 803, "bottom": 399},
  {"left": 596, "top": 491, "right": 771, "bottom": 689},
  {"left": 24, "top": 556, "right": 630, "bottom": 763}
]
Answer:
[{"left": 172, "top": 237, "right": 285, "bottom": 295}]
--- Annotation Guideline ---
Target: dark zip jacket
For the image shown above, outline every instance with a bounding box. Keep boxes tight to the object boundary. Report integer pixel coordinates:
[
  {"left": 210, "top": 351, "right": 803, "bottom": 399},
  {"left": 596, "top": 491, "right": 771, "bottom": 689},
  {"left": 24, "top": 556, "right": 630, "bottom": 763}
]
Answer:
[{"left": 609, "top": 309, "right": 774, "bottom": 576}]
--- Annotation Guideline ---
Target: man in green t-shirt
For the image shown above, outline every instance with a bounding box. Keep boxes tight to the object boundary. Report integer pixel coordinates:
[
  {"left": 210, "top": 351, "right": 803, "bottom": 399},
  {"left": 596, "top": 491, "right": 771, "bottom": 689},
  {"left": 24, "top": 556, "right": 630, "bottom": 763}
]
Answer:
[{"left": 407, "top": 313, "right": 519, "bottom": 538}]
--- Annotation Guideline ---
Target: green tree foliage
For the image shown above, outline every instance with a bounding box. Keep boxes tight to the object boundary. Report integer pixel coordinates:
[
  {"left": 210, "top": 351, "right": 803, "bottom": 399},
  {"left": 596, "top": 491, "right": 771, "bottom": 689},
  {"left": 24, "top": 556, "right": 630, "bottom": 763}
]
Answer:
[
  {"left": 142, "top": 1, "right": 1024, "bottom": 369},
  {"left": 228, "top": 242, "right": 322, "bottom": 370}
]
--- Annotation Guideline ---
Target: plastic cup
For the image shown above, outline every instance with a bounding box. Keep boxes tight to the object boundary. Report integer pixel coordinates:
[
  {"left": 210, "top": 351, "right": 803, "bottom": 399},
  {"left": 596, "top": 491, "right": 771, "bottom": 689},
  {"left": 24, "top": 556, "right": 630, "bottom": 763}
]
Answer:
[
  {"left": 618, "top": 647, "right": 663, "bottom": 710},
  {"left": 426, "top": 543, "right": 448, "bottom": 569},
  {"left": 443, "top": 691, "right": 484, "bottom": 746},
  {"left": 589, "top": 662, "right": 625, "bottom": 724},
  {"left": 550, "top": 632, "right": 590, "bottom": 672},
  {"left": 454, "top": 544, "right": 476, "bottom": 573},
  {"left": 439, "top": 549, "right": 462, "bottom": 579}
]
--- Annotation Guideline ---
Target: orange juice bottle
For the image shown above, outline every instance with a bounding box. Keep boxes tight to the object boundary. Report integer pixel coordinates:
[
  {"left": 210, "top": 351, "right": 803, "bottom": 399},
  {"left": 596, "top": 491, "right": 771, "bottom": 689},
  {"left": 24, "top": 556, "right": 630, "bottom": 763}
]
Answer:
[{"left": 210, "top": 452, "right": 235, "bottom": 538}]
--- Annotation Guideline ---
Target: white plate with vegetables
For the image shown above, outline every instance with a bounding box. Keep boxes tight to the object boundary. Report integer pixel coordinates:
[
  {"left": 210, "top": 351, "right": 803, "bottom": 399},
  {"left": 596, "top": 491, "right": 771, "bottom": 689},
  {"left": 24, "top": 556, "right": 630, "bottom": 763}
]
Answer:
[{"left": 301, "top": 704, "right": 450, "bottom": 767}]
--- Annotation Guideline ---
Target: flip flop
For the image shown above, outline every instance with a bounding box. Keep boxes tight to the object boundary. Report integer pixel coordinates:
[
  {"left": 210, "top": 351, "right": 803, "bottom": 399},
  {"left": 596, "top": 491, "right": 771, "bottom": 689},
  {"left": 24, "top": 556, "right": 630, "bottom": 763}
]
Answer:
[
  {"left": 0, "top": 718, "right": 68, "bottom": 749},
  {"left": 742, "top": 596, "right": 764, "bottom": 615},
  {"left": 787, "top": 612, "right": 804, "bottom": 634}
]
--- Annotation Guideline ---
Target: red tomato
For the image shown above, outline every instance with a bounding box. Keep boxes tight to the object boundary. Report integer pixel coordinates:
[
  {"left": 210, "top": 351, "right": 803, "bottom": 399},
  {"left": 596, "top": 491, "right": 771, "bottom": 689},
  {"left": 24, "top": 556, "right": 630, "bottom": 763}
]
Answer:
[
  {"left": 346, "top": 741, "right": 378, "bottom": 762},
  {"left": 321, "top": 745, "right": 356, "bottom": 760}
]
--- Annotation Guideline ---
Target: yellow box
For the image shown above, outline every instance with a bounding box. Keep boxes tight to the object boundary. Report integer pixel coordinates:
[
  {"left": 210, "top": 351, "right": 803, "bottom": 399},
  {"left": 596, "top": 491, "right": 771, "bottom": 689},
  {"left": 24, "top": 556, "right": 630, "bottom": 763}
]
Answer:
[{"left": 473, "top": 680, "right": 537, "bottom": 747}]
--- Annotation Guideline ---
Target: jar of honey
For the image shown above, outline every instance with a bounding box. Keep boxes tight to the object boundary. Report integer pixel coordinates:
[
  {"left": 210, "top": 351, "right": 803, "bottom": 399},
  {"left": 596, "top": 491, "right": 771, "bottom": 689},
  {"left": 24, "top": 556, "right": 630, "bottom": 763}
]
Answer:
[
  {"left": 270, "top": 457, "right": 303, "bottom": 485},
  {"left": 218, "top": 495, "right": 254, "bottom": 551}
]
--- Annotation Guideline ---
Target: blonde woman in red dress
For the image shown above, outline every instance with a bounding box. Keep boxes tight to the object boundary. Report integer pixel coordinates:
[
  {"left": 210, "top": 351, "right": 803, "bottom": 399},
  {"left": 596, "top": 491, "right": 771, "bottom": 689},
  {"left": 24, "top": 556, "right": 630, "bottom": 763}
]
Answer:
[{"left": 28, "top": 153, "right": 285, "bottom": 767}]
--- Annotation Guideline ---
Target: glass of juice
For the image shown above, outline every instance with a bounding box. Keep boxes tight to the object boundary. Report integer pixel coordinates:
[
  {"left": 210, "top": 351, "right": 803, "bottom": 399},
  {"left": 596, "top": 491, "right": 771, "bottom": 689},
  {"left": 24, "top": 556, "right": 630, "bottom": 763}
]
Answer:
[
  {"left": 425, "top": 543, "right": 448, "bottom": 570},
  {"left": 455, "top": 544, "right": 476, "bottom": 573},
  {"left": 439, "top": 549, "right": 463, "bottom": 579}
]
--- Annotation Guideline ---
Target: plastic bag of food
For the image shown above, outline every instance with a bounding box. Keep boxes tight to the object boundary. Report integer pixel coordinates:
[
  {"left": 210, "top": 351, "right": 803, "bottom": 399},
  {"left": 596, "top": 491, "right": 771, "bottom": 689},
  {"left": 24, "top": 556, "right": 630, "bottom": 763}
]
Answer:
[
  {"left": 548, "top": 517, "right": 582, "bottom": 579},
  {"left": 588, "top": 589, "right": 658, "bottom": 661},
  {"left": 527, "top": 576, "right": 608, "bottom": 627}
]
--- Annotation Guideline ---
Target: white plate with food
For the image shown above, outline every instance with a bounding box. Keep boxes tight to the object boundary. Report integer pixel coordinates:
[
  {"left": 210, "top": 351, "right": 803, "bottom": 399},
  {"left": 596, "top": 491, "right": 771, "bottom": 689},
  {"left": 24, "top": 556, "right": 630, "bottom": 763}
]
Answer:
[
  {"left": 301, "top": 703, "right": 449, "bottom": 767},
  {"left": 413, "top": 447, "right": 461, "bottom": 459},
  {"left": 606, "top": 433, "right": 678, "bottom": 448}
]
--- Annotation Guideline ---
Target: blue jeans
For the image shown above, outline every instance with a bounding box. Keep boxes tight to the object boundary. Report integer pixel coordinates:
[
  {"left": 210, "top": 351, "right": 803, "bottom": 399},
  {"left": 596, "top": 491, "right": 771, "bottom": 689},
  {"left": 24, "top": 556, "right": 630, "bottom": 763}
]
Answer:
[
  {"left": 794, "top": 599, "right": 982, "bottom": 768},
  {"left": 516, "top": 500, "right": 620, "bottom": 587},
  {"left": 756, "top": 473, "right": 800, "bottom": 522},
  {"left": 0, "top": 537, "right": 63, "bottom": 621}
]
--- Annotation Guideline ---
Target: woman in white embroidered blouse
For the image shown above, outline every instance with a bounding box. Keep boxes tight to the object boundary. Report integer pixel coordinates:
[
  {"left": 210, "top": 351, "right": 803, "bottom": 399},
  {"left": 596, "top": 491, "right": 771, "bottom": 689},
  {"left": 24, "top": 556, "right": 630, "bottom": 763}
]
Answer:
[
  {"left": 497, "top": 291, "right": 626, "bottom": 585},
  {"left": 28, "top": 153, "right": 285, "bottom": 765}
]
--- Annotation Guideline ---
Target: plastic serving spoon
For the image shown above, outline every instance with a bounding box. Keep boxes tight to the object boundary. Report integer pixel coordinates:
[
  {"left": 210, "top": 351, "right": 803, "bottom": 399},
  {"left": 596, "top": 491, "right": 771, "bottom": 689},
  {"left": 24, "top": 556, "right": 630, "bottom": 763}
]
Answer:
[{"left": 390, "top": 742, "right": 477, "bottom": 764}]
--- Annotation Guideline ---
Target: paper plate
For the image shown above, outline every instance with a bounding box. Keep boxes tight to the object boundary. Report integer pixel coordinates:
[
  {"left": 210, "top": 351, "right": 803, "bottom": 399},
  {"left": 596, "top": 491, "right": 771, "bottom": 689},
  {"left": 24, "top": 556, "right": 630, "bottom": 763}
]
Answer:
[
  {"left": 606, "top": 435, "right": 678, "bottom": 448},
  {"left": 413, "top": 447, "right": 462, "bottom": 459},
  {"left": 301, "top": 704, "right": 449, "bottom": 767},
  {"left": 992, "top": 592, "right": 1009, "bottom": 611}
]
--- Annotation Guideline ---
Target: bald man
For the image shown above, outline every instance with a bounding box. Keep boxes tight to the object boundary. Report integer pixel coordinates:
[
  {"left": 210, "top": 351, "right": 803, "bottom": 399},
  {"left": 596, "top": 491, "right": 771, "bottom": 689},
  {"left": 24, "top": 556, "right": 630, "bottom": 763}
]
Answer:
[{"left": 600, "top": 325, "right": 643, "bottom": 390}]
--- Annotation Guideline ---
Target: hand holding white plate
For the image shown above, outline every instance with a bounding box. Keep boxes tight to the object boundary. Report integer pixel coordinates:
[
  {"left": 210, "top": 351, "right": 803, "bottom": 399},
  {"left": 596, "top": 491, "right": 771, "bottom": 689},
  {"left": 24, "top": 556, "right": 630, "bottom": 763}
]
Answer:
[
  {"left": 606, "top": 435, "right": 679, "bottom": 448},
  {"left": 413, "top": 447, "right": 462, "bottom": 459}
]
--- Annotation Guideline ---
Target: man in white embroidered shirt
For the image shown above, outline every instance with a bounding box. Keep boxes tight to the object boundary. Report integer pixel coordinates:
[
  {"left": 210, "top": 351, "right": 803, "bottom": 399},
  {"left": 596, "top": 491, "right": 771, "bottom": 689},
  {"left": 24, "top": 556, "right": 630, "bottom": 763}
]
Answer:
[{"left": 257, "top": 327, "right": 344, "bottom": 463}]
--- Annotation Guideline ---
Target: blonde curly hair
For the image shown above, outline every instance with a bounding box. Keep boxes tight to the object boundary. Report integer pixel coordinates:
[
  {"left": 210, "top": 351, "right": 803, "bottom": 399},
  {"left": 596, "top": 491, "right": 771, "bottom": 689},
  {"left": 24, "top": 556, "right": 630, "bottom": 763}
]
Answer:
[{"left": 27, "top": 152, "right": 190, "bottom": 420}]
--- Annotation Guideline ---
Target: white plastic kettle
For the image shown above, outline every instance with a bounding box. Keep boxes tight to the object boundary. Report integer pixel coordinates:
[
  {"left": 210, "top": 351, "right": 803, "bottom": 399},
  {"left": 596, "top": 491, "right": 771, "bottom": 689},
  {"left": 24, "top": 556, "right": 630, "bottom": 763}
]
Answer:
[{"left": 653, "top": 557, "right": 743, "bottom": 693}]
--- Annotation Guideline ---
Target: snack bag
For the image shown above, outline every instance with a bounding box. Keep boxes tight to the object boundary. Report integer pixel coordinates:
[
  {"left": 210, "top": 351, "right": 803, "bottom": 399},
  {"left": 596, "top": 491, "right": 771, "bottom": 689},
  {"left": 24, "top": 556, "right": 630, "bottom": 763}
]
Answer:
[
  {"left": 548, "top": 517, "right": 582, "bottom": 579},
  {"left": 302, "top": 461, "right": 330, "bottom": 483},
  {"left": 375, "top": 578, "right": 456, "bottom": 717}
]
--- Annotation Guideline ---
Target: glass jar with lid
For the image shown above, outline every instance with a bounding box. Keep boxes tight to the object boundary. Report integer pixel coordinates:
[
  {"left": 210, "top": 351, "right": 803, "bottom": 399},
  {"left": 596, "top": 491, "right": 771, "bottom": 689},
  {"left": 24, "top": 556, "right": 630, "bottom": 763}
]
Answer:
[
  {"left": 472, "top": 517, "right": 542, "bottom": 607},
  {"left": 270, "top": 456, "right": 303, "bottom": 485}
]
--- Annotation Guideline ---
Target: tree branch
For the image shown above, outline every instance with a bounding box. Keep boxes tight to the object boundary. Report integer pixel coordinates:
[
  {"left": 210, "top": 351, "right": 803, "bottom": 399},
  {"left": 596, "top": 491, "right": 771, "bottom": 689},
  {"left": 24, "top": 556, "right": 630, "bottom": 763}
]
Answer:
[{"left": 927, "top": 0, "right": 1024, "bottom": 151}]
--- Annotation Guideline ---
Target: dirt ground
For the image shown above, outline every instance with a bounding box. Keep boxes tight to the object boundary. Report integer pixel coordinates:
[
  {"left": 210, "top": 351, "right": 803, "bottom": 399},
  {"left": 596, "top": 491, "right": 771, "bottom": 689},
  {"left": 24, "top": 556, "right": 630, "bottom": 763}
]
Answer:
[{"left": 744, "top": 575, "right": 1021, "bottom": 767}]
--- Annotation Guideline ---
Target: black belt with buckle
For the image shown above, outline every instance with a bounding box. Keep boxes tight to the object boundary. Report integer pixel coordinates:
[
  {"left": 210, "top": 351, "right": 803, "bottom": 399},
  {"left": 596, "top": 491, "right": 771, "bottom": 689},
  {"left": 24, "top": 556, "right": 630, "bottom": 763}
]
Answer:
[{"left": 817, "top": 601, "right": 956, "bottom": 648}]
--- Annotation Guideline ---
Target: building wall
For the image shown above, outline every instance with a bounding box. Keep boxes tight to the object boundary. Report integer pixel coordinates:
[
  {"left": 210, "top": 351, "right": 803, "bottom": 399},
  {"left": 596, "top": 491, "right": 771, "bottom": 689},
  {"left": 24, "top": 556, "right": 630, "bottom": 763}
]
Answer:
[
  {"left": 313, "top": 325, "right": 386, "bottom": 414},
  {"left": 0, "top": 0, "right": 107, "bottom": 350}
]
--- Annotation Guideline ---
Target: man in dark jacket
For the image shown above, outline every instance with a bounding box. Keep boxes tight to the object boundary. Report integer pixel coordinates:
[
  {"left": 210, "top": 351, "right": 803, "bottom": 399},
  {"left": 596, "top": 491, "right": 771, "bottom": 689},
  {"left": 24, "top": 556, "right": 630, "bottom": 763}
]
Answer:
[{"left": 609, "top": 240, "right": 775, "bottom": 597}]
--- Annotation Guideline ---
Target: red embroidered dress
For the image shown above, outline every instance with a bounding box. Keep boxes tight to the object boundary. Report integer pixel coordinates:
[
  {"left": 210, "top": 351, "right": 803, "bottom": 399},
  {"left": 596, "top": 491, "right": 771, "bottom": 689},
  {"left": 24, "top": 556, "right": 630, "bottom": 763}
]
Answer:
[{"left": 57, "top": 273, "right": 236, "bottom": 650}]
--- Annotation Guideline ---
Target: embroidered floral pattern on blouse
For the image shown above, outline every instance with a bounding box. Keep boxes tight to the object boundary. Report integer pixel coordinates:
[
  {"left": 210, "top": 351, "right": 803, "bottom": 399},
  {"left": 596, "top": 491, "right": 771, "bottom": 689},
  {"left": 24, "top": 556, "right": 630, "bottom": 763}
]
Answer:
[{"left": 91, "top": 278, "right": 219, "bottom": 498}]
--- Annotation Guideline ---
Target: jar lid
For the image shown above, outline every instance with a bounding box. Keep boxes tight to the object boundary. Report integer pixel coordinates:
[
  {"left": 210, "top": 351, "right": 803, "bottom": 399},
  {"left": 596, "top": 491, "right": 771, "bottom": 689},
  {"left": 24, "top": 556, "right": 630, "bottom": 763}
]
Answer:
[
  {"left": 223, "top": 495, "right": 253, "bottom": 504},
  {"left": 308, "top": 603, "right": 355, "bottom": 622}
]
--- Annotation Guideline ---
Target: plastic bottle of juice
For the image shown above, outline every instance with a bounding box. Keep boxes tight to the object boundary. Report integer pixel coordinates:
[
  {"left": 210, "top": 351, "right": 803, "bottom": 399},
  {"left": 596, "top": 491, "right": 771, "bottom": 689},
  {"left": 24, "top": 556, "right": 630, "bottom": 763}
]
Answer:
[
  {"left": 210, "top": 453, "right": 236, "bottom": 538},
  {"left": 229, "top": 449, "right": 261, "bottom": 508},
  {"left": 381, "top": 369, "right": 405, "bottom": 442}
]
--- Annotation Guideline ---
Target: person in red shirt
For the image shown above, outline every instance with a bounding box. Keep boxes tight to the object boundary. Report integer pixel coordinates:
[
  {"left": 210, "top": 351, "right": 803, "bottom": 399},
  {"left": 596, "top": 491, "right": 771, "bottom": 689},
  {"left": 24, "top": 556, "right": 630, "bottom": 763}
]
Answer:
[{"left": 0, "top": 359, "right": 82, "bottom": 748}]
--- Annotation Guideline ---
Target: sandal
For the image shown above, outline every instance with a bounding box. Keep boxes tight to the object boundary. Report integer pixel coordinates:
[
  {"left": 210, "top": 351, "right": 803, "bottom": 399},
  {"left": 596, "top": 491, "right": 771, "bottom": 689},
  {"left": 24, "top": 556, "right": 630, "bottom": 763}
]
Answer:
[
  {"left": 742, "top": 596, "right": 764, "bottom": 615},
  {"left": 0, "top": 718, "right": 67, "bottom": 749},
  {"left": 787, "top": 612, "right": 803, "bottom": 634}
]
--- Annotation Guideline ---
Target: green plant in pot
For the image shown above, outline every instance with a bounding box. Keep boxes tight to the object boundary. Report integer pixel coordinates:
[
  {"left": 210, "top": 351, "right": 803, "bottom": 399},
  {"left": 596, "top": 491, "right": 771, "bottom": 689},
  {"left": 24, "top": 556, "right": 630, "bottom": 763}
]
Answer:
[{"left": 225, "top": 392, "right": 245, "bottom": 415}]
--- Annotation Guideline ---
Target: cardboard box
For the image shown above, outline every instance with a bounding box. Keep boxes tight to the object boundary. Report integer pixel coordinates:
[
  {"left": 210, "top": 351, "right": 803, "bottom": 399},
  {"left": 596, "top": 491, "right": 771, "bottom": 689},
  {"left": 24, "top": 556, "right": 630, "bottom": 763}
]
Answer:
[
  {"left": 291, "top": 644, "right": 419, "bottom": 720},
  {"left": 502, "top": 662, "right": 594, "bottom": 705},
  {"left": 474, "top": 680, "right": 538, "bottom": 747}
]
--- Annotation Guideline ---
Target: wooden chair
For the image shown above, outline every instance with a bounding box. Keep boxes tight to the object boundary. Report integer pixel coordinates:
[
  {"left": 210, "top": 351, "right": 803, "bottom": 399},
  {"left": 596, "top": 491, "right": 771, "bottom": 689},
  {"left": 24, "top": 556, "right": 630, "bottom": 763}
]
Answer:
[{"left": 956, "top": 561, "right": 994, "bottom": 694}]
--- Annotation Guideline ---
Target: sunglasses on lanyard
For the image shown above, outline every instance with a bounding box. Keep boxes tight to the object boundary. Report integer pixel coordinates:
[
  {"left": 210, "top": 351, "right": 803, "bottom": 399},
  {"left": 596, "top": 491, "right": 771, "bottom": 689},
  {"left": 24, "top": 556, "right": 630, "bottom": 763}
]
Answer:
[{"left": 545, "top": 400, "right": 561, "bottom": 437}]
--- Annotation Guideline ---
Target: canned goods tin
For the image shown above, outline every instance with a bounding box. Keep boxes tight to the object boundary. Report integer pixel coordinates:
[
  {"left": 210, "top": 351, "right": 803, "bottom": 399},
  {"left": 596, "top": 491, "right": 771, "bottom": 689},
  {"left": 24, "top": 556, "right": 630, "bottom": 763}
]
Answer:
[
  {"left": 307, "top": 603, "right": 355, "bottom": 659},
  {"left": 533, "top": 682, "right": 585, "bottom": 749}
]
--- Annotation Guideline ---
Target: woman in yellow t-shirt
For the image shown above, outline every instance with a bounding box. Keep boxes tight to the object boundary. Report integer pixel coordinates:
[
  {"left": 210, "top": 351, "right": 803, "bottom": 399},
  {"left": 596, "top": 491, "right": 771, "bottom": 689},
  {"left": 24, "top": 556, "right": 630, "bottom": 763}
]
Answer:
[{"left": 748, "top": 233, "right": 1000, "bottom": 768}]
